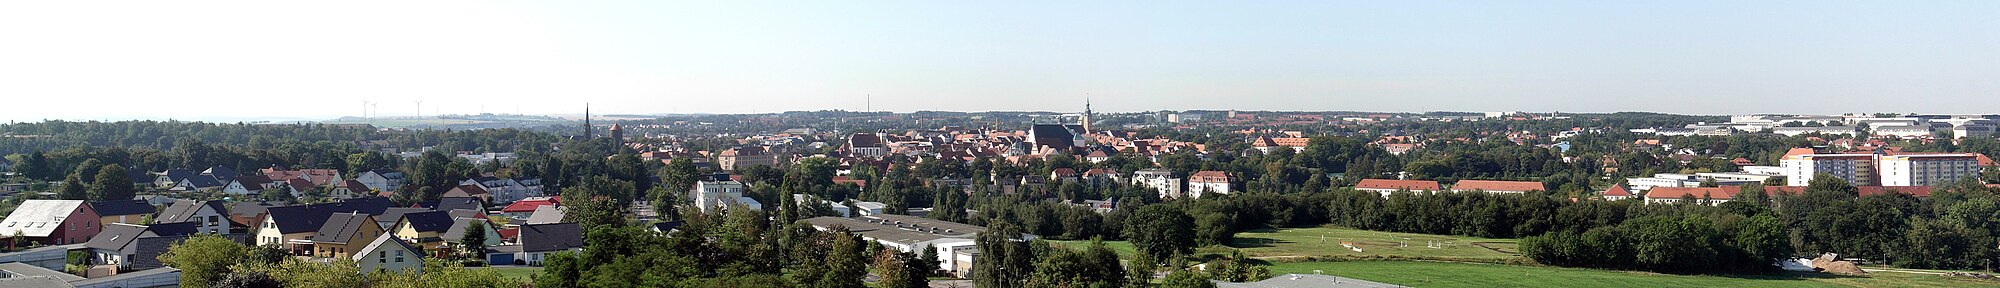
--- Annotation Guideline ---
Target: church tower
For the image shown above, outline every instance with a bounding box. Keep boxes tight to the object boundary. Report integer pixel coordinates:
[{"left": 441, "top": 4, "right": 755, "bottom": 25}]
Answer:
[
  {"left": 1082, "top": 97, "right": 1093, "bottom": 133},
  {"left": 583, "top": 103, "right": 593, "bottom": 139}
]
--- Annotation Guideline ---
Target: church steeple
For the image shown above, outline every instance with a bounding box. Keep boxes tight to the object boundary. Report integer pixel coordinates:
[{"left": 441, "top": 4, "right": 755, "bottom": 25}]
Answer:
[
  {"left": 584, "top": 103, "right": 593, "bottom": 139},
  {"left": 1082, "top": 97, "right": 1093, "bottom": 133}
]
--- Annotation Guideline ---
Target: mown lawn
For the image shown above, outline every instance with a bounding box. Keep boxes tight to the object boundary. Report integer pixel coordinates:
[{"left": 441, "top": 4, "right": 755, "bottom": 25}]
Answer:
[
  {"left": 1267, "top": 261, "right": 2000, "bottom": 288},
  {"left": 1230, "top": 226, "right": 1519, "bottom": 260},
  {"left": 485, "top": 266, "right": 543, "bottom": 282}
]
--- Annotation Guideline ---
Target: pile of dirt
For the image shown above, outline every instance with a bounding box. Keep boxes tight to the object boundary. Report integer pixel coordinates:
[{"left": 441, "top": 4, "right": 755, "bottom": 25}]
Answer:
[{"left": 1810, "top": 253, "right": 1868, "bottom": 275}]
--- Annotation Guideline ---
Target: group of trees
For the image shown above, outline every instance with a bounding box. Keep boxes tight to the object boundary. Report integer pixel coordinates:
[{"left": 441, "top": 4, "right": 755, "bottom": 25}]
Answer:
[{"left": 157, "top": 235, "right": 515, "bottom": 287}]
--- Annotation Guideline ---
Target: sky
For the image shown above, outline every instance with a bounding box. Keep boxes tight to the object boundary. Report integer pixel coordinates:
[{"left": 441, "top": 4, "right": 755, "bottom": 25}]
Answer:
[{"left": 2, "top": 1, "right": 1996, "bottom": 122}]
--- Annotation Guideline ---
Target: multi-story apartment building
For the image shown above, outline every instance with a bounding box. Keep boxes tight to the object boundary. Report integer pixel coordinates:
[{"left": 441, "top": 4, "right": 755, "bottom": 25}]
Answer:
[
  {"left": 1879, "top": 154, "right": 1981, "bottom": 186},
  {"left": 1781, "top": 151, "right": 1878, "bottom": 186}
]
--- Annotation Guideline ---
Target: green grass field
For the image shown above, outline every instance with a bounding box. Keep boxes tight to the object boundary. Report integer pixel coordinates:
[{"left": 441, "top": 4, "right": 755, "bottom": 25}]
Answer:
[
  {"left": 1266, "top": 261, "right": 2000, "bottom": 288},
  {"left": 1231, "top": 226, "right": 1519, "bottom": 260},
  {"left": 485, "top": 266, "right": 543, "bottom": 282}
]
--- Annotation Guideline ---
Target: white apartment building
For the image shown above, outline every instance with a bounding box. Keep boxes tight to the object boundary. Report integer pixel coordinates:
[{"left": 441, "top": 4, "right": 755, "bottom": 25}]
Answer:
[
  {"left": 1879, "top": 154, "right": 1981, "bottom": 187},
  {"left": 1130, "top": 169, "right": 1183, "bottom": 199},
  {"left": 1782, "top": 153, "right": 1878, "bottom": 186},
  {"left": 690, "top": 180, "right": 758, "bottom": 212}
]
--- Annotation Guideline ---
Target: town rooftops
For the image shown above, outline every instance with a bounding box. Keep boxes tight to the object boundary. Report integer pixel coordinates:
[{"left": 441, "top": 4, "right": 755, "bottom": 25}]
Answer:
[
  {"left": 353, "top": 233, "right": 420, "bottom": 262},
  {"left": 1601, "top": 184, "right": 1633, "bottom": 197},
  {"left": 0, "top": 200, "right": 87, "bottom": 238},
  {"left": 1189, "top": 171, "right": 1230, "bottom": 183},
  {"left": 397, "top": 211, "right": 455, "bottom": 233},
  {"left": 89, "top": 199, "right": 155, "bottom": 217},
  {"left": 1451, "top": 180, "right": 1546, "bottom": 192},
  {"left": 263, "top": 200, "right": 389, "bottom": 234},
  {"left": 518, "top": 223, "right": 584, "bottom": 253},
  {"left": 1353, "top": 179, "right": 1441, "bottom": 191},
  {"left": 155, "top": 200, "right": 227, "bottom": 224},
  {"left": 502, "top": 197, "right": 561, "bottom": 213},
  {"left": 1644, "top": 186, "right": 1739, "bottom": 200},
  {"left": 310, "top": 212, "right": 377, "bottom": 244}
]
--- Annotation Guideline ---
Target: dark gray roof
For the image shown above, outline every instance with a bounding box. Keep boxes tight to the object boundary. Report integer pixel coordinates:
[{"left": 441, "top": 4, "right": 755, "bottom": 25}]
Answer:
[
  {"left": 85, "top": 223, "right": 150, "bottom": 251},
  {"left": 155, "top": 200, "right": 225, "bottom": 224},
  {"left": 433, "top": 197, "right": 484, "bottom": 212},
  {"left": 447, "top": 209, "right": 480, "bottom": 219},
  {"left": 147, "top": 222, "right": 199, "bottom": 237},
  {"left": 202, "top": 165, "right": 237, "bottom": 180},
  {"left": 181, "top": 176, "right": 224, "bottom": 188},
  {"left": 310, "top": 212, "right": 376, "bottom": 244},
  {"left": 83, "top": 222, "right": 199, "bottom": 252},
  {"left": 264, "top": 200, "right": 385, "bottom": 234},
  {"left": 440, "top": 218, "right": 491, "bottom": 243},
  {"left": 518, "top": 223, "right": 583, "bottom": 252},
  {"left": 376, "top": 208, "right": 431, "bottom": 227},
  {"left": 228, "top": 201, "right": 274, "bottom": 218},
  {"left": 397, "top": 211, "right": 454, "bottom": 233},
  {"left": 89, "top": 199, "right": 155, "bottom": 217}
]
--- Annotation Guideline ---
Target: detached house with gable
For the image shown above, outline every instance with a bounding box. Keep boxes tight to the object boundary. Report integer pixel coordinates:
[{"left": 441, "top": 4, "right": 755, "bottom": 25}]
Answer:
[
  {"left": 0, "top": 200, "right": 101, "bottom": 245},
  {"left": 154, "top": 200, "right": 230, "bottom": 235}
]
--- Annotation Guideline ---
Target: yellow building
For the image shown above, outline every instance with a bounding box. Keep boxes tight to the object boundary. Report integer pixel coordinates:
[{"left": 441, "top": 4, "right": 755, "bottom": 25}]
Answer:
[
  {"left": 310, "top": 213, "right": 382, "bottom": 259},
  {"left": 391, "top": 211, "right": 454, "bottom": 250}
]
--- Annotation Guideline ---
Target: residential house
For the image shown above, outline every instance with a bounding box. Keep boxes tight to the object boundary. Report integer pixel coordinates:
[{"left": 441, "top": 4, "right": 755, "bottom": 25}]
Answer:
[
  {"left": 1131, "top": 169, "right": 1184, "bottom": 199},
  {"left": 253, "top": 200, "right": 391, "bottom": 254},
  {"left": 1352, "top": 179, "right": 1442, "bottom": 197},
  {"left": 311, "top": 212, "right": 383, "bottom": 259},
  {"left": 331, "top": 180, "right": 370, "bottom": 200},
  {"left": 353, "top": 233, "right": 423, "bottom": 275},
  {"left": 153, "top": 200, "right": 230, "bottom": 235},
  {"left": 1187, "top": 171, "right": 1231, "bottom": 198},
  {"left": 0, "top": 200, "right": 101, "bottom": 245},
  {"left": 90, "top": 200, "right": 155, "bottom": 225},
  {"left": 151, "top": 169, "right": 196, "bottom": 189},
  {"left": 516, "top": 223, "right": 584, "bottom": 266},
  {"left": 1450, "top": 180, "right": 1547, "bottom": 194},
  {"left": 171, "top": 176, "right": 225, "bottom": 192},
  {"left": 262, "top": 168, "right": 342, "bottom": 188},
  {"left": 85, "top": 222, "right": 197, "bottom": 270},
  {"left": 221, "top": 176, "right": 274, "bottom": 195},
  {"left": 441, "top": 185, "right": 493, "bottom": 204},
  {"left": 355, "top": 170, "right": 405, "bottom": 192},
  {"left": 390, "top": 211, "right": 455, "bottom": 250},
  {"left": 441, "top": 217, "right": 502, "bottom": 251},
  {"left": 1081, "top": 168, "right": 1120, "bottom": 183},
  {"left": 500, "top": 197, "right": 559, "bottom": 221},
  {"left": 1602, "top": 184, "right": 1635, "bottom": 201},
  {"left": 522, "top": 206, "right": 565, "bottom": 225},
  {"left": 460, "top": 177, "right": 532, "bottom": 204},
  {"left": 419, "top": 197, "right": 490, "bottom": 219}
]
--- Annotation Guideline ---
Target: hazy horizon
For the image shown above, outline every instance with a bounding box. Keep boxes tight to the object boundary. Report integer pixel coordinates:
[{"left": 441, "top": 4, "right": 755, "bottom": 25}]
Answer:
[{"left": 4, "top": 1, "right": 1996, "bottom": 123}]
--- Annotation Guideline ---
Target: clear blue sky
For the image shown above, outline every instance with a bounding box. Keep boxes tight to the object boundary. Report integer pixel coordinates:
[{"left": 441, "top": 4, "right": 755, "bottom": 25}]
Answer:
[{"left": 2, "top": 1, "right": 1995, "bottom": 122}]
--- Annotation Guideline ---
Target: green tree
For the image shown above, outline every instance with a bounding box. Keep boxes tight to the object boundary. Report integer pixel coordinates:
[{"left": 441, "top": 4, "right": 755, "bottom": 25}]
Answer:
[
  {"left": 158, "top": 235, "right": 252, "bottom": 287},
  {"left": 56, "top": 173, "right": 87, "bottom": 200},
  {"left": 89, "top": 164, "right": 134, "bottom": 201},
  {"left": 14, "top": 151, "right": 54, "bottom": 181},
  {"left": 460, "top": 221, "right": 488, "bottom": 261},
  {"left": 1125, "top": 205, "right": 1196, "bottom": 261},
  {"left": 973, "top": 223, "right": 1034, "bottom": 288},
  {"left": 1158, "top": 269, "right": 1215, "bottom": 288},
  {"left": 873, "top": 249, "right": 928, "bottom": 288}
]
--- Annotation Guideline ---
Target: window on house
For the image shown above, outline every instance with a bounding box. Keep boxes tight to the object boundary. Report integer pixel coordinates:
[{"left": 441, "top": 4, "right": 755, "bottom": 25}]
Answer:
[
  {"left": 395, "top": 250, "right": 405, "bottom": 262},
  {"left": 379, "top": 251, "right": 387, "bottom": 263}
]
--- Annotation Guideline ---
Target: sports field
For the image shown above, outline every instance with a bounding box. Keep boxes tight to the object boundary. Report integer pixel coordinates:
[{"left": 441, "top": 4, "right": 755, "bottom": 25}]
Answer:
[{"left": 1267, "top": 261, "right": 2000, "bottom": 288}]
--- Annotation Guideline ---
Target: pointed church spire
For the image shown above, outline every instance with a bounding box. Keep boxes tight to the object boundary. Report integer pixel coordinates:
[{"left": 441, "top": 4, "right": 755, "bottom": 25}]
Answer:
[{"left": 584, "top": 103, "right": 593, "bottom": 139}]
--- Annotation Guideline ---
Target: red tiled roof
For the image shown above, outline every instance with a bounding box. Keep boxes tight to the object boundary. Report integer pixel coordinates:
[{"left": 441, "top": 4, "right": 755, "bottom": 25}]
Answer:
[
  {"left": 1190, "top": 171, "right": 1230, "bottom": 183},
  {"left": 1354, "top": 179, "right": 1441, "bottom": 191},
  {"left": 832, "top": 176, "right": 867, "bottom": 187},
  {"left": 1452, "top": 180, "right": 1546, "bottom": 192},
  {"left": 1601, "top": 184, "right": 1632, "bottom": 197},
  {"left": 502, "top": 197, "right": 561, "bottom": 213}
]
